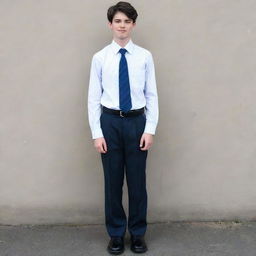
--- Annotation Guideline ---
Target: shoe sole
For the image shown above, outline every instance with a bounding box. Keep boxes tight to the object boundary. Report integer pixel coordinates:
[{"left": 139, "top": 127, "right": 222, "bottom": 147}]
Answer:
[
  {"left": 130, "top": 247, "right": 148, "bottom": 253},
  {"left": 107, "top": 248, "right": 125, "bottom": 255}
]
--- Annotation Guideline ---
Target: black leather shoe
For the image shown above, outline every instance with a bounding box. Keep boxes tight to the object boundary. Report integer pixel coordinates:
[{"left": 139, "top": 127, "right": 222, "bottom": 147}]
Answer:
[
  {"left": 107, "top": 236, "right": 124, "bottom": 255},
  {"left": 130, "top": 235, "right": 148, "bottom": 253}
]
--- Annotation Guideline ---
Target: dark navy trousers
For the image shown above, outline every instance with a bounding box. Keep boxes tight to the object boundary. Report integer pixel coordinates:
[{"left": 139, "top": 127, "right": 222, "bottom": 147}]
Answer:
[{"left": 100, "top": 110, "right": 148, "bottom": 238}]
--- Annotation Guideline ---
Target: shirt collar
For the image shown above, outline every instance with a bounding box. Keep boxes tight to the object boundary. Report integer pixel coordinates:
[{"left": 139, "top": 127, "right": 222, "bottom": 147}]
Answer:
[{"left": 111, "top": 39, "right": 135, "bottom": 55}]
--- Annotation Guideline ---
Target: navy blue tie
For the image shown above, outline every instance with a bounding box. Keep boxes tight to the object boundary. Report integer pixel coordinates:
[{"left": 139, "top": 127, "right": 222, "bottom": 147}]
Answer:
[{"left": 119, "top": 48, "right": 132, "bottom": 112}]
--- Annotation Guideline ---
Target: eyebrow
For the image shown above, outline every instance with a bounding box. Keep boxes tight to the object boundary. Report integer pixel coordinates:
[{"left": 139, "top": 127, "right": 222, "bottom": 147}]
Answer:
[{"left": 114, "top": 18, "right": 132, "bottom": 22}]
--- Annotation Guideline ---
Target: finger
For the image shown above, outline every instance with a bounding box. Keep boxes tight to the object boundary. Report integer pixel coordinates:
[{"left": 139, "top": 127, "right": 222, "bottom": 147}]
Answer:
[
  {"left": 102, "top": 140, "right": 107, "bottom": 153},
  {"left": 142, "top": 139, "right": 153, "bottom": 150},
  {"left": 146, "top": 143, "right": 151, "bottom": 150},
  {"left": 98, "top": 143, "right": 104, "bottom": 153},
  {"left": 141, "top": 142, "right": 148, "bottom": 150},
  {"left": 97, "top": 143, "right": 104, "bottom": 153},
  {"left": 97, "top": 146, "right": 102, "bottom": 153},
  {"left": 140, "top": 136, "right": 145, "bottom": 148},
  {"left": 140, "top": 139, "right": 148, "bottom": 150}
]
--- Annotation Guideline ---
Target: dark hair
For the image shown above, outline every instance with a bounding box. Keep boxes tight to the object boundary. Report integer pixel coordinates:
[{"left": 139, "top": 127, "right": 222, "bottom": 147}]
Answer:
[{"left": 107, "top": 2, "right": 138, "bottom": 23}]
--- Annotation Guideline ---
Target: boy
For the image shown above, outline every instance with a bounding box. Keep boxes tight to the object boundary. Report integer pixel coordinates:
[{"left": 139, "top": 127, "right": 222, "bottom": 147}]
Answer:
[{"left": 88, "top": 1, "right": 159, "bottom": 254}]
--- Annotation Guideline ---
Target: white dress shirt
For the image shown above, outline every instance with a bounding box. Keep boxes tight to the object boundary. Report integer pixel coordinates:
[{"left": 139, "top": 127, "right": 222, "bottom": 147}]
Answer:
[{"left": 88, "top": 39, "right": 159, "bottom": 139}]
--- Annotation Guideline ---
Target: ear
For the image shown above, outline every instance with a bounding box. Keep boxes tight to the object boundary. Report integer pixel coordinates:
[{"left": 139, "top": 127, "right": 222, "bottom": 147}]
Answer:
[{"left": 108, "top": 22, "right": 112, "bottom": 29}]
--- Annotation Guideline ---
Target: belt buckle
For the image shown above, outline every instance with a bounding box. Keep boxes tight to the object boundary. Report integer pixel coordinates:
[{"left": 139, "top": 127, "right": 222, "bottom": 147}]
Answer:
[{"left": 120, "top": 110, "right": 124, "bottom": 117}]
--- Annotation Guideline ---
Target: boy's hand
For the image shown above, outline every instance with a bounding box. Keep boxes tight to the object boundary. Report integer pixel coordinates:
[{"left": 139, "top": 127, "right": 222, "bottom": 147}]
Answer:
[
  {"left": 140, "top": 133, "right": 153, "bottom": 151},
  {"left": 94, "top": 137, "right": 107, "bottom": 153}
]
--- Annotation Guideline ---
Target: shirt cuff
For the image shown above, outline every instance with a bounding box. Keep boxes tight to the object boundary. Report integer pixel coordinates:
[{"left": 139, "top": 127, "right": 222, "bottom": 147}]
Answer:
[
  {"left": 92, "top": 128, "right": 104, "bottom": 139},
  {"left": 143, "top": 121, "right": 157, "bottom": 135}
]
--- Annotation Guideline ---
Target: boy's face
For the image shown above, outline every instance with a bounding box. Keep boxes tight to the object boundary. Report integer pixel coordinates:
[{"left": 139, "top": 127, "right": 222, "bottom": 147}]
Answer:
[{"left": 108, "top": 11, "right": 136, "bottom": 41}]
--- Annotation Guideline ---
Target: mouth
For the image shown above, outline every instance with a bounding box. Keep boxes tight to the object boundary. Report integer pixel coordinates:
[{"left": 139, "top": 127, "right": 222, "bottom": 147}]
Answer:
[{"left": 118, "top": 30, "right": 126, "bottom": 32}]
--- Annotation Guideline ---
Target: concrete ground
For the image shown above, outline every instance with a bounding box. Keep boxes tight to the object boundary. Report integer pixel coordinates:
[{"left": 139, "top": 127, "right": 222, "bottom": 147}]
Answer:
[{"left": 0, "top": 221, "right": 256, "bottom": 256}]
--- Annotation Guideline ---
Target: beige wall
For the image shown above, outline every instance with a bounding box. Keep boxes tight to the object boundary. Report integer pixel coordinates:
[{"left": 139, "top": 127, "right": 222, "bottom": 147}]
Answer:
[{"left": 1, "top": 0, "right": 256, "bottom": 224}]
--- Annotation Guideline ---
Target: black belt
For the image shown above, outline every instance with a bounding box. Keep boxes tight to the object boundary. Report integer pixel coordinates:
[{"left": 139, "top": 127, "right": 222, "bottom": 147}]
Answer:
[{"left": 102, "top": 106, "right": 144, "bottom": 117}]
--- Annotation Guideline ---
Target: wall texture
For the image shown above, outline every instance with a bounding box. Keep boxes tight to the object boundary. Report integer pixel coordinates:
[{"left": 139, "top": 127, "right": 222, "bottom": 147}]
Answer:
[{"left": 1, "top": 0, "right": 256, "bottom": 224}]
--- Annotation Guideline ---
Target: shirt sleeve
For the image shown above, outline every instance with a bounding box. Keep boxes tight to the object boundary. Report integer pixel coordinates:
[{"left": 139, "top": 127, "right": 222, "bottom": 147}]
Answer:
[
  {"left": 143, "top": 52, "right": 159, "bottom": 135},
  {"left": 88, "top": 54, "right": 104, "bottom": 139}
]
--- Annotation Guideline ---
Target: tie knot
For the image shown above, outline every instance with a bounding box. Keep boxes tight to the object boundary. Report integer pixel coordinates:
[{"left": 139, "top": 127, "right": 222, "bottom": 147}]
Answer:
[{"left": 119, "top": 48, "right": 127, "bottom": 55}]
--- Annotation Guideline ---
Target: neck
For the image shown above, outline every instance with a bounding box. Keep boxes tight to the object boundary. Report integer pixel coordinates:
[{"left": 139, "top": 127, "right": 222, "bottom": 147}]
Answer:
[{"left": 113, "top": 37, "right": 131, "bottom": 48}]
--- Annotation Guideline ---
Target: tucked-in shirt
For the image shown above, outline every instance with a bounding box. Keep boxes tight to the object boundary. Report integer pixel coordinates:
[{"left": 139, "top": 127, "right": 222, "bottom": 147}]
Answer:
[{"left": 88, "top": 39, "right": 159, "bottom": 139}]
